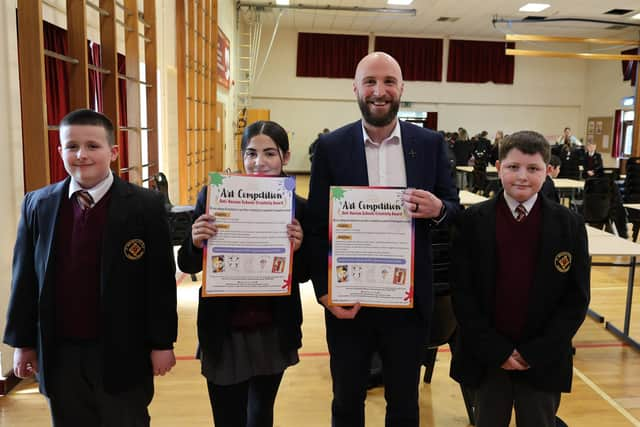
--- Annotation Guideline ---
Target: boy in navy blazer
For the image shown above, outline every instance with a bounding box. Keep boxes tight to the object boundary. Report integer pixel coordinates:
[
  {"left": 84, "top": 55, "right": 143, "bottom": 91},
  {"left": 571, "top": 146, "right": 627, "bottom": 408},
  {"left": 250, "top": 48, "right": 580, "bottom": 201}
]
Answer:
[
  {"left": 450, "top": 131, "right": 590, "bottom": 427},
  {"left": 3, "top": 109, "right": 177, "bottom": 427}
]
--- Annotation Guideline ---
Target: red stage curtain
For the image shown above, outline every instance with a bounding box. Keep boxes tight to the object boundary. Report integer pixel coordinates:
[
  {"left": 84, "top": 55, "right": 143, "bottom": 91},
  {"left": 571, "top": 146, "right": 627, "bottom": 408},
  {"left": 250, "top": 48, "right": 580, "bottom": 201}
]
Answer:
[
  {"left": 296, "top": 33, "right": 368, "bottom": 78},
  {"left": 425, "top": 112, "right": 438, "bottom": 130},
  {"left": 43, "top": 22, "right": 70, "bottom": 183},
  {"left": 612, "top": 109, "right": 622, "bottom": 158},
  {"left": 374, "top": 36, "right": 442, "bottom": 81},
  {"left": 88, "top": 41, "right": 103, "bottom": 112},
  {"left": 117, "top": 54, "right": 129, "bottom": 173},
  {"left": 447, "top": 40, "right": 515, "bottom": 84},
  {"left": 622, "top": 48, "right": 638, "bottom": 86}
]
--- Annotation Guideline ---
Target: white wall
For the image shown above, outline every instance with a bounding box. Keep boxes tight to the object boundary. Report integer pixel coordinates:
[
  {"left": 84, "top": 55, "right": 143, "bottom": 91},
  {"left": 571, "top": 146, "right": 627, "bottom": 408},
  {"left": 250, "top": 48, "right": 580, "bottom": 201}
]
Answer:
[
  {"left": 0, "top": 0, "right": 25, "bottom": 378},
  {"left": 251, "top": 26, "right": 589, "bottom": 172},
  {"left": 582, "top": 56, "right": 637, "bottom": 168}
]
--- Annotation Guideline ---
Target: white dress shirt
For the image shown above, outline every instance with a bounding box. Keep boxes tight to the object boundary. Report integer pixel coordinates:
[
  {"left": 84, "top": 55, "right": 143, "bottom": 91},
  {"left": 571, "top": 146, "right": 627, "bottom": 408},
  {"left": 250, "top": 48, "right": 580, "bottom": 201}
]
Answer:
[
  {"left": 362, "top": 120, "right": 407, "bottom": 187},
  {"left": 503, "top": 192, "right": 537, "bottom": 219},
  {"left": 67, "top": 172, "right": 114, "bottom": 205}
]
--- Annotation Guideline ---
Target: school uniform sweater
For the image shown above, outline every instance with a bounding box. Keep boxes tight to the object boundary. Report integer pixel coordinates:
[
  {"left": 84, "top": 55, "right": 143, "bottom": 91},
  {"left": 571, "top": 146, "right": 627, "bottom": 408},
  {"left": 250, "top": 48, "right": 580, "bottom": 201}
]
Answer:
[
  {"left": 494, "top": 197, "right": 542, "bottom": 343},
  {"left": 54, "top": 192, "right": 111, "bottom": 339}
]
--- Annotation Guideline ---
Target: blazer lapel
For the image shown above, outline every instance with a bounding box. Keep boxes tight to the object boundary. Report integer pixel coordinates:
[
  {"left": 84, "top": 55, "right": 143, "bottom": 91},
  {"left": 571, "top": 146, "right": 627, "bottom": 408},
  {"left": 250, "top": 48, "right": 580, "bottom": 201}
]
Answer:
[
  {"left": 473, "top": 196, "right": 499, "bottom": 310},
  {"left": 37, "top": 179, "right": 69, "bottom": 281},
  {"left": 526, "top": 197, "right": 557, "bottom": 326},
  {"left": 101, "top": 175, "right": 131, "bottom": 293},
  {"left": 348, "top": 121, "right": 369, "bottom": 186},
  {"left": 401, "top": 122, "right": 422, "bottom": 189}
]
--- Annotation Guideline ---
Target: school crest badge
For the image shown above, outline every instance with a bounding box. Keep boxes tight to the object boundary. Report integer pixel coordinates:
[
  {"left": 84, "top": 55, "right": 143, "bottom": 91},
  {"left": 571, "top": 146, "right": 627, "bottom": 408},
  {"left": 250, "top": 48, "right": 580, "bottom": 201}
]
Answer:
[
  {"left": 554, "top": 252, "right": 571, "bottom": 273},
  {"left": 124, "top": 239, "right": 146, "bottom": 260}
]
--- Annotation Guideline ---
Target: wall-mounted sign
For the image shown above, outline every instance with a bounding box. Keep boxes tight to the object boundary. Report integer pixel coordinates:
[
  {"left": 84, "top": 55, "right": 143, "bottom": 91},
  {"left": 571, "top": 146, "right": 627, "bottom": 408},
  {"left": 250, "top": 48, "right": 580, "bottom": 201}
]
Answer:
[{"left": 217, "top": 27, "right": 230, "bottom": 89}]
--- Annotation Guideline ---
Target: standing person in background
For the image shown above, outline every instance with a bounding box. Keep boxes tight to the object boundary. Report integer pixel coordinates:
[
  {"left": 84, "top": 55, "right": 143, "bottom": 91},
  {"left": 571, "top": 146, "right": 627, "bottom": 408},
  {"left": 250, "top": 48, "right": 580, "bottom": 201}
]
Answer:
[
  {"left": 556, "top": 127, "right": 580, "bottom": 147},
  {"left": 540, "top": 154, "right": 561, "bottom": 203},
  {"left": 4, "top": 109, "right": 177, "bottom": 427},
  {"left": 307, "top": 52, "right": 459, "bottom": 427},
  {"left": 178, "top": 120, "right": 309, "bottom": 427},
  {"left": 490, "top": 130, "right": 504, "bottom": 166},
  {"left": 582, "top": 141, "right": 604, "bottom": 178},
  {"left": 309, "top": 128, "right": 330, "bottom": 163}
]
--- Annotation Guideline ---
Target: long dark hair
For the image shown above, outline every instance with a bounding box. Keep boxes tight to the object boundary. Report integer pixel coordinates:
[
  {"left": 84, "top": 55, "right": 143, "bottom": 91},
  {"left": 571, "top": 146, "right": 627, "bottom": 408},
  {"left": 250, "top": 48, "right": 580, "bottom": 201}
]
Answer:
[
  {"left": 241, "top": 121, "right": 289, "bottom": 154},
  {"left": 241, "top": 121, "right": 290, "bottom": 176}
]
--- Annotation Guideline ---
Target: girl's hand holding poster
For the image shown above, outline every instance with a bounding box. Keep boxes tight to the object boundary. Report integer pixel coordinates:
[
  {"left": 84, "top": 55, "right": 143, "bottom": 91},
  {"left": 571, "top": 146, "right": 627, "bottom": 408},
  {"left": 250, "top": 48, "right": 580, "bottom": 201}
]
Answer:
[{"left": 203, "top": 173, "right": 295, "bottom": 297}]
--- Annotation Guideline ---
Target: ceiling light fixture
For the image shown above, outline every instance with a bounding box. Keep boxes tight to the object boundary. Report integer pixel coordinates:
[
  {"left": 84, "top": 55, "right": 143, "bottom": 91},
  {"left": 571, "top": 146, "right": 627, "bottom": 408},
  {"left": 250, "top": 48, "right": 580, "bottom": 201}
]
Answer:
[
  {"left": 631, "top": 13, "right": 640, "bottom": 20},
  {"left": 237, "top": 2, "right": 417, "bottom": 15},
  {"left": 519, "top": 3, "right": 550, "bottom": 13},
  {"left": 388, "top": 0, "right": 413, "bottom": 5}
]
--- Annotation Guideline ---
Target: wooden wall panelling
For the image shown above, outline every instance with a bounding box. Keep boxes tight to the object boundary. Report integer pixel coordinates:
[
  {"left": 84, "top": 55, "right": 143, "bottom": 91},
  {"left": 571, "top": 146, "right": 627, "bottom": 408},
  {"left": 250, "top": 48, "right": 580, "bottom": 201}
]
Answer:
[
  {"left": 176, "top": 0, "right": 188, "bottom": 204},
  {"left": 176, "top": 0, "right": 218, "bottom": 203},
  {"left": 209, "top": 0, "right": 219, "bottom": 174},
  {"left": 144, "top": 0, "right": 158, "bottom": 178},
  {"left": 215, "top": 102, "right": 224, "bottom": 173},
  {"left": 66, "top": 0, "right": 89, "bottom": 109},
  {"left": 202, "top": 0, "right": 211, "bottom": 181},
  {"left": 100, "top": 0, "right": 121, "bottom": 172},
  {"left": 187, "top": 0, "right": 197, "bottom": 203},
  {"left": 632, "top": 66, "right": 640, "bottom": 158},
  {"left": 210, "top": 0, "right": 220, "bottom": 174},
  {"left": 17, "top": 0, "right": 50, "bottom": 191},
  {"left": 124, "top": 0, "right": 142, "bottom": 185},
  {"left": 196, "top": 0, "right": 204, "bottom": 191}
]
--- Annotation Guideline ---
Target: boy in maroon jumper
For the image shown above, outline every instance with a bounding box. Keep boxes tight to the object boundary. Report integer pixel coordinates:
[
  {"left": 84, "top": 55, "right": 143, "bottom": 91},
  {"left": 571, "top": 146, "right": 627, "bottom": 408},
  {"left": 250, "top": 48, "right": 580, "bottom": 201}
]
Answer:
[
  {"left": 450, "top": 131, "right": 590, "bottom": 427},
  {"left": 4, "top": 109, "right": 177, "bottom": 427}
]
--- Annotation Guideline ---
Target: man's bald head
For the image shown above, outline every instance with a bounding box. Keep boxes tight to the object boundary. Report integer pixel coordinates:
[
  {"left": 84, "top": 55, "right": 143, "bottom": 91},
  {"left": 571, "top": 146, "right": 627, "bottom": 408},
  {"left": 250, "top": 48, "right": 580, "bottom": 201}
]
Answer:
[
  {"left": 354, "top": 52, "right": 403, "bottom": 84},
  {"left": 353, "top": 52, "right": 404, "bottom": 128}
]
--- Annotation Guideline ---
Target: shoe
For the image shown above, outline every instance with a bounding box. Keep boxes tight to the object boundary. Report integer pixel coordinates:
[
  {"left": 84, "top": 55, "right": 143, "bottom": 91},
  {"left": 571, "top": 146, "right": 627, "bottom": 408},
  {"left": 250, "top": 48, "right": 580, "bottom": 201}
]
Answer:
[{"left": 367, "top": 373, "right": 383, "bottom": 389}]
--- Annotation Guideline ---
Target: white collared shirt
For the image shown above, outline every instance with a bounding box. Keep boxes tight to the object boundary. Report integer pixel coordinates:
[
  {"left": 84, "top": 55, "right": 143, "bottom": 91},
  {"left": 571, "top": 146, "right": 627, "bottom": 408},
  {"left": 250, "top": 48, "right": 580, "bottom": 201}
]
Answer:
[
  {"left": 67, "top": 172, "right": 114, "bottom": 205},
  {"left": 503, "top": 191, "right": 537, "bottom": 219},
  {"left": 362, "top": 120, "right": 407, "bottom": 187}
]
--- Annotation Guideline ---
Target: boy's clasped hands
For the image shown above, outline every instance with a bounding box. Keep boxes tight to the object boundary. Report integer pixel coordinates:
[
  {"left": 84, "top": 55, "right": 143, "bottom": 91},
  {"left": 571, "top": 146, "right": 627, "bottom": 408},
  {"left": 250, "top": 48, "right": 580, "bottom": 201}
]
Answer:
[{"left": 501, "top": 349, "right": 530, "bottom": 371}]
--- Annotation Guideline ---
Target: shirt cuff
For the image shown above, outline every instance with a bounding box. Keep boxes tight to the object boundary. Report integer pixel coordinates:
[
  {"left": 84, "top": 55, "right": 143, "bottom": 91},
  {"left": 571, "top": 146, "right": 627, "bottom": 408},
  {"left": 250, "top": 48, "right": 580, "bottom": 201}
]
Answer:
[{"left": 430, "top": 203, "right": 447, "bottom": 226}]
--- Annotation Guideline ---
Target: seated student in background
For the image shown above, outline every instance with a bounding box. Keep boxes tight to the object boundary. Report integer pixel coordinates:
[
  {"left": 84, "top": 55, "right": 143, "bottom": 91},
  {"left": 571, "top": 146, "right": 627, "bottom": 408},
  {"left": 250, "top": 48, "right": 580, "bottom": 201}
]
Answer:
[
  {"left": 540, "top": 154, "right": 561, "bottom": 203},
  {"left": 177, "top": 120, "right": 309, "bottom": 427},
  {"left": 450, "top": 130, "right": 590, "bottom": 427},
  {"left": 4, "top": 109, "right": 178, "bottom": 427},
  {"left": 582, "top": 141, "right": 604, "bottom": 178}
]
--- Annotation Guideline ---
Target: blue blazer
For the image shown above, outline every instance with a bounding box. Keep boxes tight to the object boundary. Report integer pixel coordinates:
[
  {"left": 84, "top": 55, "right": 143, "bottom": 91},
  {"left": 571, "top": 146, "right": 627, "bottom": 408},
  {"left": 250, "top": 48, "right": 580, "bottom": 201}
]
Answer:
[
  {"left": 306, "top": 120, "right": 460, "bottom": 320},
  {"left": 3, "top": 175, "right": 178, "bottom": 396}
]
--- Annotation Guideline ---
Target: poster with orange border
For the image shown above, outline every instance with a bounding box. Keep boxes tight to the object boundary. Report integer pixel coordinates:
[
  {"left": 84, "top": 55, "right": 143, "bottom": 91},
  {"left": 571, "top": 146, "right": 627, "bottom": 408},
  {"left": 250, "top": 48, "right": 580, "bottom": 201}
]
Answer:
[
  {"left": 202, "top": 173, "right": 295, "bottom": 297},
  {"left": 328, "top": 186, "right": 414, "bottom": 308}
]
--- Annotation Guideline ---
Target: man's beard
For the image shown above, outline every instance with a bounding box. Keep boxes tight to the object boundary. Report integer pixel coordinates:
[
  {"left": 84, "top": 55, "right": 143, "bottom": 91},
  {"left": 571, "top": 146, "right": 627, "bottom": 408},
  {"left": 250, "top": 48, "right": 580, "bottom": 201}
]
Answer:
[{"left": 357, "top": 96, "right": 400, "bottom": 127}]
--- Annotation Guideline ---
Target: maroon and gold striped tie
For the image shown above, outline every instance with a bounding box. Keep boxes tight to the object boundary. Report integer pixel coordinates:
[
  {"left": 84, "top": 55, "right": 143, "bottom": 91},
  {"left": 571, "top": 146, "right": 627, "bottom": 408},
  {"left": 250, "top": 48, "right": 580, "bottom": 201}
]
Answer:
[
  {"left": 75, "top": 190, "right": 94, "bottom": 210},
  {"left": 515, "top": 204, "right": 527, "bottom": 222}
]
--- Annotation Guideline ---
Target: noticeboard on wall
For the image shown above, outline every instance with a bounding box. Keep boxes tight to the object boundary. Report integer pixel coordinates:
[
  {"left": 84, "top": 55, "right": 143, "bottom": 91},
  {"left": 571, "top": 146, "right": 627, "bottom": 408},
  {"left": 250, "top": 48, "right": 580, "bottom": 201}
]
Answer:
[{"left": 585, "top": 116, "right": 613, "bottom": 153}]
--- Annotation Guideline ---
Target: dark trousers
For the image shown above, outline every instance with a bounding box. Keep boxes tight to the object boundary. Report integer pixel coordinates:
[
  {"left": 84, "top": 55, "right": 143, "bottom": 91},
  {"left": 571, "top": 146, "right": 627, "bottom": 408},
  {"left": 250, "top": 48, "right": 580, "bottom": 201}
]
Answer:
[
  {"left": 325, "top": 308, "right": 425, "bottom": 427},
  {"left": 206, "top": 372, "right": 284, "bottom": 427},
  {"left": 47, "top": 342, "right": 153, "bottom": 427},
  {"left": 475, "top": 367, "right": 561, "bottom": 427}
]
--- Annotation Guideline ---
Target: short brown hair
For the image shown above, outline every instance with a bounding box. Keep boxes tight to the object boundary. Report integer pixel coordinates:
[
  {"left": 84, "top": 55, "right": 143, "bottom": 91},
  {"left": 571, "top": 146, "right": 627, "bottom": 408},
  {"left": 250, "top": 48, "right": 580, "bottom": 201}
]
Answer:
[
  {"left": 60, "top": 109, "right": 115, "bottom": 146},
  {"left": 499, "top": 130, "right": 550, "bottom": 164}
]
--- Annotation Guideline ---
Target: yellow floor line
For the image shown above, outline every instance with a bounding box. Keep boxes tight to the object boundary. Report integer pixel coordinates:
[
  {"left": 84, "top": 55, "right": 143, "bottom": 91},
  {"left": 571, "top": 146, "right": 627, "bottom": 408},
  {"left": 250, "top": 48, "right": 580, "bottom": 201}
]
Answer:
[{"left": 573, "top": 366, "right": 640, "bottom": 426}]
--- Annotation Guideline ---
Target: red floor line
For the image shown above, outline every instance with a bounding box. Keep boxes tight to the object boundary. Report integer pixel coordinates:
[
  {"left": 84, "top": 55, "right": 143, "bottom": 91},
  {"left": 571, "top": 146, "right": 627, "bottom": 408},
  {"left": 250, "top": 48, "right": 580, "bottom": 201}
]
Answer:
[{"left": 176, "top": 272, "right": 188, "bottom": 286}]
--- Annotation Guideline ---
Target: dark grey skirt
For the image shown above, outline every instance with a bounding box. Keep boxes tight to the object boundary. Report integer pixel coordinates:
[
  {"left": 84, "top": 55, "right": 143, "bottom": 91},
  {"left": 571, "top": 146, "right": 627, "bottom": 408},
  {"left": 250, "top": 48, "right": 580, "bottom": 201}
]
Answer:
[{"left": 201, "top": 326, "right": 299, "bottom": 386}]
